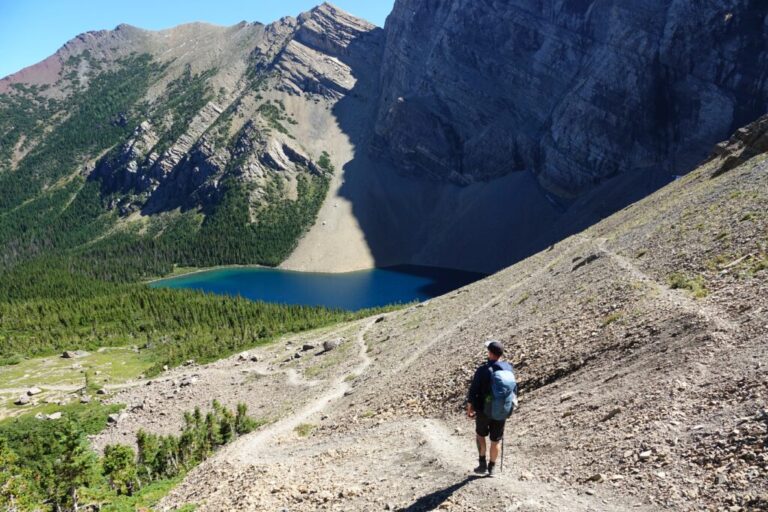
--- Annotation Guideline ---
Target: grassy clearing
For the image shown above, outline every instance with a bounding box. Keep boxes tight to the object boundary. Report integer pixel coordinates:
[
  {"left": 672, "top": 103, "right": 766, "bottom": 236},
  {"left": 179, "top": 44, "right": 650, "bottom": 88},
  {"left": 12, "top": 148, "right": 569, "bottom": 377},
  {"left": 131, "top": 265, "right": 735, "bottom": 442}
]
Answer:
[
  {"left": 0, "top": 348, "right": 153, "bottom": 390},
  {"left": 0, "top": 348, "right": 153, "bottom": 420}
]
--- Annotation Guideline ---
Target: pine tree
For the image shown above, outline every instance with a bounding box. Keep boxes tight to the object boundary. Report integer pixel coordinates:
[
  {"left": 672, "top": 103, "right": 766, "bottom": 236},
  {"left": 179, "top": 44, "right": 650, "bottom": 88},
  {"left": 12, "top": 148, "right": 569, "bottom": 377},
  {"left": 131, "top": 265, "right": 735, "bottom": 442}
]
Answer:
[
  {"left": 0, "top": 439, "right": 40, "bottom": 511},
  {"left": 220, "top": 408, "right": 235, "bottom": 444},
  {"left": 136, "top": 430, "right": 160, "bottom": 484},
  {"left": 235, "top": 402, "right": 256, "bottom": 435},
  {"left": 102, "top": 444, "right": 138, "bottom": 496},
  {"left": 51, "top": 420, "right": 98, "bottom": 512}
]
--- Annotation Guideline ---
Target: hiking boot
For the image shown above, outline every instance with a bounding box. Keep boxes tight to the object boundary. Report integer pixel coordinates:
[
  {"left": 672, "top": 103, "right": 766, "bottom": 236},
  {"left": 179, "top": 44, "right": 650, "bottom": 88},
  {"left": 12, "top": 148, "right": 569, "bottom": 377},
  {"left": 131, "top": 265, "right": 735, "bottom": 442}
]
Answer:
[
  {"left": 473, "top": 457, "right": 487, "bottom": 474},
  {"left": 487, "top": 462, "right": 496, "bottom": 478}
]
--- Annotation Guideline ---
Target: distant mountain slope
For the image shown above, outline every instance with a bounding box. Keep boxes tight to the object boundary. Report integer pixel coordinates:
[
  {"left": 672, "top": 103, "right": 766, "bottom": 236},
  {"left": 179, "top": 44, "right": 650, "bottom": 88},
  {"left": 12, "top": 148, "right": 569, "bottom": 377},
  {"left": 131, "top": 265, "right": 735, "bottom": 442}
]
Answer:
[{"left": 0, "top": 4, "right": 383, "bottom": 276}]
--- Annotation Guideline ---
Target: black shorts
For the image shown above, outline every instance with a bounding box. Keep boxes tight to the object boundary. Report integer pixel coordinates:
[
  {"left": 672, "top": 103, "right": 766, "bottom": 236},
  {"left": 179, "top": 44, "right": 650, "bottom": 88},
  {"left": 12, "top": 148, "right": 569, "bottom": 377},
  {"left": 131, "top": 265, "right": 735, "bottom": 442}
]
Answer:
[{"left": 475, "top": 411, "right": 505, "bottom": 442}]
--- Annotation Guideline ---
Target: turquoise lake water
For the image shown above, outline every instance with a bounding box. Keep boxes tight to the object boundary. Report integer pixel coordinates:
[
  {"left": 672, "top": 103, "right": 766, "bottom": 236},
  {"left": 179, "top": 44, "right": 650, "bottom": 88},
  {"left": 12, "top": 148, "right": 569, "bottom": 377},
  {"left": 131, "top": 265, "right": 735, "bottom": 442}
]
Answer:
[{"left": 150, "top": 265, "right": 485, "bottom": 311}]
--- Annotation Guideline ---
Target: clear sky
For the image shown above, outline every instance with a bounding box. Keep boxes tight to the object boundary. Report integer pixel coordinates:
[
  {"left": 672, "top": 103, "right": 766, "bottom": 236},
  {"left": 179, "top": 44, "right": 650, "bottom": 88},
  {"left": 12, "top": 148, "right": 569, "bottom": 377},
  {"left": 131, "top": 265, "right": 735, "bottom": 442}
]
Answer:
[{"left": 0, "top": 0, "right": 394, "bottom": 79}]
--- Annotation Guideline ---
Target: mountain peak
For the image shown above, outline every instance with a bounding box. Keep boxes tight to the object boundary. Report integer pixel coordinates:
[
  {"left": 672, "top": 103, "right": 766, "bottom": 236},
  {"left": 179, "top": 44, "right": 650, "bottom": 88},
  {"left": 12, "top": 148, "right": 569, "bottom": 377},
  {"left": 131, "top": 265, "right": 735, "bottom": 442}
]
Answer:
[{"left": 299, "top": 2, "right": 378, "bottom": 30}]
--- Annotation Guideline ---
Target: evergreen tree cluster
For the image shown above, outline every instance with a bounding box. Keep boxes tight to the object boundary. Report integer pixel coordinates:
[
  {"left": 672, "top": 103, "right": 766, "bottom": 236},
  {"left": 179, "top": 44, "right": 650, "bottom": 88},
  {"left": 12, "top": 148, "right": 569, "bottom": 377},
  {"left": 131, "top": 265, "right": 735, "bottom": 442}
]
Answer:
[
  {"left": 0, "top": 401, "right": 260, "bottom": 511},
  {"left": 0, "top": 54, "right": 163, "bottom": 211},
  {"left": 125, "top": 400, "right": 259, "bottom": 487}
]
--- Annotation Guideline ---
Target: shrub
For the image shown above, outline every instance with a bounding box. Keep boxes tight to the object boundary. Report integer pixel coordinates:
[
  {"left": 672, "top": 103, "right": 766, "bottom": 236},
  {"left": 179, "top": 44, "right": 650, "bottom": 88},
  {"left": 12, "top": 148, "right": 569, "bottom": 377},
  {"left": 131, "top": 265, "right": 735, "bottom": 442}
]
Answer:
[{"left": 667, "top": 272, "right": 708, "bottom": 298}]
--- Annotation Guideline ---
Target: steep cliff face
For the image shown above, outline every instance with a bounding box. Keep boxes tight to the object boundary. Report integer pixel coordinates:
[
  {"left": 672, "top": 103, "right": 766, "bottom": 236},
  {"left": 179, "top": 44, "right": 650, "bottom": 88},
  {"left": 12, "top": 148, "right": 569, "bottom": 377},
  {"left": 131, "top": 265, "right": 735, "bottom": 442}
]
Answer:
[{"left": 374, "top": 0, "right": 768, "bottom": 196}]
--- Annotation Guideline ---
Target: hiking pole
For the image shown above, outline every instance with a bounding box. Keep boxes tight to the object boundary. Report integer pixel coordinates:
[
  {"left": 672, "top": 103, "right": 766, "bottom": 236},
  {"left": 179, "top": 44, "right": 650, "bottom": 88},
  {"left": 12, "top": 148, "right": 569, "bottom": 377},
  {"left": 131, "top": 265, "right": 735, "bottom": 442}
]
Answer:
[{"left": 499, "top": 438, "right": 504, "bottom": 473}]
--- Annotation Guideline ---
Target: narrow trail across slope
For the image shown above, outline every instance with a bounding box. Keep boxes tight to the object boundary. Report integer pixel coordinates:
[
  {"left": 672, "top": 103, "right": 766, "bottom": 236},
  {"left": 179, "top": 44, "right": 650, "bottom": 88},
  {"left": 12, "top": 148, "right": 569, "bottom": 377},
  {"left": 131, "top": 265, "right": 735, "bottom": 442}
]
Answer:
[
  {"left": 390, "top": 238, "right": 592, "bottom": 379},
  {"left": 593, "top": 237, "right": 739, "bottom": 333},
  {"left": 214, "top": 315, "right": 378, "bottom": 465}
]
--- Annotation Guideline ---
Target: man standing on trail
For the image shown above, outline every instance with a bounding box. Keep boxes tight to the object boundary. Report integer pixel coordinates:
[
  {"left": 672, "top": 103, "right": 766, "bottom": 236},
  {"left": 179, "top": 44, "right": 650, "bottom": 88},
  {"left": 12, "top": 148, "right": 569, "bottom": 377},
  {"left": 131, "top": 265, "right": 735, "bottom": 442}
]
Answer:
[{"left": 466, "top": 340, "right": 516, "bottom": 477}]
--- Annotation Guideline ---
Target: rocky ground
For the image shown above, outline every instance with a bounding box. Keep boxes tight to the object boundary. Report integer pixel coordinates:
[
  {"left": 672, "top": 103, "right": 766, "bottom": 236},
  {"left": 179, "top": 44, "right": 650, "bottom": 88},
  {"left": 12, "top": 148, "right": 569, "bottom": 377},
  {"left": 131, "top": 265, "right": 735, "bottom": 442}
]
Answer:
[{"left": 145, "top": 120, "right": 768, "bottom": 510}]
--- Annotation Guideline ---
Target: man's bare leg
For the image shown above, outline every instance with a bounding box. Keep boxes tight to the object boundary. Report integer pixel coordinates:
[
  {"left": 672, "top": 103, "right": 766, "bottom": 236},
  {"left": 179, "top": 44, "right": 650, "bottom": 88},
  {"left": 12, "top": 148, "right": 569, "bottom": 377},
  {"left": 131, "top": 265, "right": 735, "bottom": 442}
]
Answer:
[
  {"left": 489, "top": 440, "right": 501, "bottom": 463},
  {"left": 476, "top": 434, "right": 487, "bottom": 457},
  {"left": 473, "top": 434, "right": 489, "bottom": 474}
]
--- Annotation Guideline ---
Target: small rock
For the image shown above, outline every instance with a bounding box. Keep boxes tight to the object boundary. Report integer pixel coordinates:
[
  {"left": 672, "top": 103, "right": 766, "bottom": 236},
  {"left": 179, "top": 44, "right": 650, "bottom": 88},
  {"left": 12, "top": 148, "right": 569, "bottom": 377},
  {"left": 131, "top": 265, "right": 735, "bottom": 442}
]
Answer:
[
  {"left": 107, "top": 413, "right": 123, "bottom": 424},
  {"left": 80, "top": 395, "right": 91, "bottom": 404},
  {"left": 586, "top": 473, "right": 606, "bottom": 483},
  {"left": 96, "top": 388, "right": 107, "bottom": 395},
  {"left": 47, "top": 412, "right": 62, "bottom": 420},
  {"left": 180, "top": 376, "right": 198, "bottom": 387},
  {"left": 15, "top": 395, "right": 30, "bottom": 406},
  {"left": 600, "top": 407, "right": 622, "bottom": 422},
  {"left": 520, "top": 471, "right": 534, "bottom": 481},
  {"left": 639, "top": 450, "right": 652, "bottom": 461},
  {"left": 323, "top": 339, "right": 342, "bottom": 352},
  {"left": 26, "top": 386, "right": 42, "bottom": 396},
  {"left": 302, "top": 344, "right": 315, "bottom": 351}
]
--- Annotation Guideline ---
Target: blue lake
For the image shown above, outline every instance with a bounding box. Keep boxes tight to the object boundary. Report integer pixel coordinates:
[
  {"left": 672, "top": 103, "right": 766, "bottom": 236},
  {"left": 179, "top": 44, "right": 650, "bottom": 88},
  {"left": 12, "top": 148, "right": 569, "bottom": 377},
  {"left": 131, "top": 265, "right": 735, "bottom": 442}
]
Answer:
[{"left": 150, "top": 265, "right": 485, "bottom": 311}]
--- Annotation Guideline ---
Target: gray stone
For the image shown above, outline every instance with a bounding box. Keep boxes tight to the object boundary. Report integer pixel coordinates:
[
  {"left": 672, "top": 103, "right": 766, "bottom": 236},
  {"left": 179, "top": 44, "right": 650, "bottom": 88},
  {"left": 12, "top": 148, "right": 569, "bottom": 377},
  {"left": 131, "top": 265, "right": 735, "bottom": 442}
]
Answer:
[
  {"left": 26, "top": 386, "right": 42, "bottom": 396},
  {"left": 180, "top": 376, "right": 199, "bottom": 387},
  {"left": 62, "top": 350, "right": 89, "bottom": 359},
  {"left": 323, "top": 338, "right": 342, "bottom": 352},
  {"left": 107, "top": 413, "right": 124, "bottom": 424},
  {"left": 15, "top": 395, "right": 30, "bottom": 406}
]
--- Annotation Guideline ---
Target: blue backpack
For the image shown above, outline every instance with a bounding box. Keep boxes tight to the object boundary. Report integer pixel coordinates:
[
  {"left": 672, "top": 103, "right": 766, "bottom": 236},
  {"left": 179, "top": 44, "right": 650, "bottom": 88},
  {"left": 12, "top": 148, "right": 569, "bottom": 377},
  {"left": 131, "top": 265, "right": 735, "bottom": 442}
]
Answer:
[{"left": 484, "top": 361, "right": 518, "bottom": 421}]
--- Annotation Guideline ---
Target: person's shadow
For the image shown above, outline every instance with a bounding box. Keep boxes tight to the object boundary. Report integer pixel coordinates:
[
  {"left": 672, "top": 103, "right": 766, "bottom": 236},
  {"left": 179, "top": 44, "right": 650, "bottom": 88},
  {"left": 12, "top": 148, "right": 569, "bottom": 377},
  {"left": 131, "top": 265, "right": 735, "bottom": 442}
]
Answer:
[{"left": 401, "top": 475, "right": 483, "bottom": 511}]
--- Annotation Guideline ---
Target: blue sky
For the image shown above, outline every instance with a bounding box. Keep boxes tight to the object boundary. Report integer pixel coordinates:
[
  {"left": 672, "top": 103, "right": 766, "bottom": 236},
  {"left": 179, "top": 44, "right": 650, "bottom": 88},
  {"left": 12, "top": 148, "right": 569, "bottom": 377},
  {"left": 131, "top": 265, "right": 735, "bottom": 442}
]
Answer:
[{"left": 0, "top": 1, "right": 394, "bottom": 79}]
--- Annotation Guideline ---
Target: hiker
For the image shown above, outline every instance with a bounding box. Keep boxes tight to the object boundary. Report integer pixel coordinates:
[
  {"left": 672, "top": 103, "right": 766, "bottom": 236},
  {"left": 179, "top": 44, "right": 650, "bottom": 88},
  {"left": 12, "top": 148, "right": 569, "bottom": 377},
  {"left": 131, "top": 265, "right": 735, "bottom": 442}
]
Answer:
[{"left": 466, "top": 340, "right": 517, "bottom": 477}]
